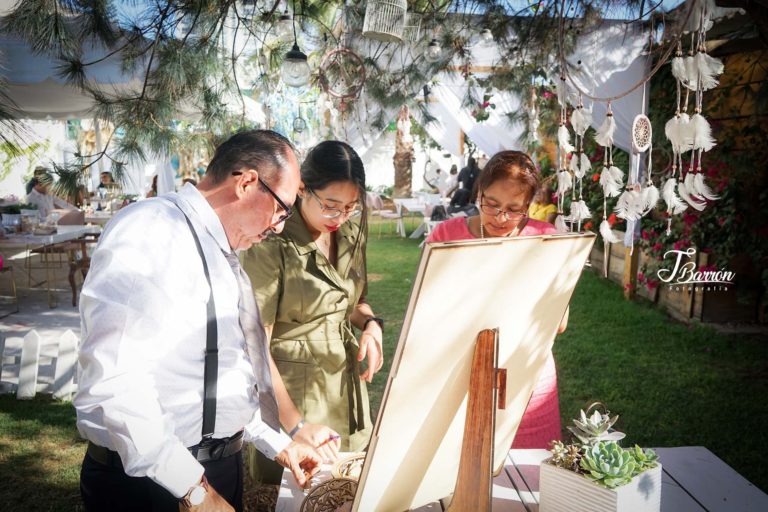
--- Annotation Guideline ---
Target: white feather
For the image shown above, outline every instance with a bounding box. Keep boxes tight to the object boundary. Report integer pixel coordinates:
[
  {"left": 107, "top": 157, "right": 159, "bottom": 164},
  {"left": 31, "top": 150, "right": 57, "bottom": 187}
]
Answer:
[
  {"left": 557, "top": 170, "right": 573, "bottom": 196},
  {"left": 684, "top": 172, "right": 703, "bottom": 200},
  {"left": 665, "top": 116, "right": 679, "bottom": 151},
  {"left": 558, "top": 125, "right": 575, "bottom": 154},
  {"left": 570, "top": 107, "right": 592, "bottom": 136},
  {"left": 694, "top": 173, "right": 720, "bottom": 200},
  {"left": 594, "top": 114, "right": 616, "bottom": 147},
  {"left": 569, "top": 153, "right": 582, "bottom": 178},
  {"left": 662, "top": 178, "right": 688, "bottom": 214},
  {"left": 556, "top": 78, "right": 567, "bottom": 108},
  {"left": 671, "top": 56, "right": 686, "bottom": 83},
  {"left": 691, "top": 113, "right": 716, "bottom": 152},
  {"left": 678, "top": 180, "right": 707, "bottom": 211},
  {"left": 554, "top": 214, "right": 568, "bottom": 233},
  {"left": 600, "top": 219, "right": 620, "bottom": 243},
  {"left": 676, "top": 113, "right": 694, "bottom": 153},
  {"left": 579, "top": 153, "right": 592, "bottom": 176},
  {"left": 600, "top": 166, "right": 624, "bottom": 198},
  {"left": 569, "top": 200, "right": 591, "bottom": 222},
  {"left": 695, "top": 52, "right": 724, "bottom": 91},
  {"left": 642, "top": 184, "right": 660, "bottom": 214},
  {"left": 576, "top": 200, "right": 591, "bottom": 220},
  {"left": 682, "top": 55, "right": 698, "bottom": 90},
  {"left": 615, "top": 189, "right": 644, "bottom": 221}
]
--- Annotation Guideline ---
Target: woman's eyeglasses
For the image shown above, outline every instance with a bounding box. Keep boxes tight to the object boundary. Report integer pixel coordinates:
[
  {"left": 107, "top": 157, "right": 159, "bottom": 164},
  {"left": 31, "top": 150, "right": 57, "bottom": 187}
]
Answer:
[
  {"left": 307, "top": 189, "right": 362, "bottom": 219},
  {"left": 231, "top": 171, "right": 293, "bottom": 224},
  {"left": 478, "top": 201, "right": 527, "bottom": 223}
]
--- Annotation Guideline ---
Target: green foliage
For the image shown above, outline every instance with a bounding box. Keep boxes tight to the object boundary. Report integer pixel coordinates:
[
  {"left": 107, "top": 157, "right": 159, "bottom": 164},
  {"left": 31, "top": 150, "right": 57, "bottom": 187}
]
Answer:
[
  {"left": 631, "top": 444, "right": 659, "bottom": 474},
  {"left": 549, "top": 440, "right": 582, "bottom": 472},
  {"left": 580, "top": 441, "right": 638, "bottom": 488},
  {"left": 566, "top": 404, "right": 626, "bottom": 445}
]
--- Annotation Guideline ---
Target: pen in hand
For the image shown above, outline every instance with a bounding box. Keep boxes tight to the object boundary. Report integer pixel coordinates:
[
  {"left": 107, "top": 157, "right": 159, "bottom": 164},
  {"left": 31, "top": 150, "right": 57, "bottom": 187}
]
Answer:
[{"left": 318, "top": 434, "right": 341, "bottom": 448}]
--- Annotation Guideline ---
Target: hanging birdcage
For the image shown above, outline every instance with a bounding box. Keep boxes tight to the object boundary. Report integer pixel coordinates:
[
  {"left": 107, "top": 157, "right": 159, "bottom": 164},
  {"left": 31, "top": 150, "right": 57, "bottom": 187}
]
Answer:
[
  {"left": 401, "top": 12, "right": 422, "bottom": 44},
  {"left": 362, "top": 0, "right": 408, "bottom": 43}
]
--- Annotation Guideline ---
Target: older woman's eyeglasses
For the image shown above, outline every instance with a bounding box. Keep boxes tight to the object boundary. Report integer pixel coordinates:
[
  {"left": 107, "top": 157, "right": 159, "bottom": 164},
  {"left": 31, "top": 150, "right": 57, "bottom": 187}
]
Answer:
[
  {"left": 479, "top": 200, "right": 527, "bottom": 223},
  {"left": 232, "top": 171, "right": 293, "bottom": 223},
  {"left": 307, "top": 189, "right": 362, "bottom": 219}
]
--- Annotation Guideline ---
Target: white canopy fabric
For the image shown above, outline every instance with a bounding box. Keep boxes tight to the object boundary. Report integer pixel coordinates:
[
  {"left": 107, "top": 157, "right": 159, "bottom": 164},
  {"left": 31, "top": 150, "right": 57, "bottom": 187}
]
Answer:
[{"left": 419, "top": 20, "right": 649, "bottom": 159}]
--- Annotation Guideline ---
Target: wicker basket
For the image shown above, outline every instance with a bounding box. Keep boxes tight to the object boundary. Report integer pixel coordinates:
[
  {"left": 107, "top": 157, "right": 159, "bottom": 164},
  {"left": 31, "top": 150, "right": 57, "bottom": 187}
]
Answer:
[{"left": 362, "top": 0, "right": 408, "bottom": 43}]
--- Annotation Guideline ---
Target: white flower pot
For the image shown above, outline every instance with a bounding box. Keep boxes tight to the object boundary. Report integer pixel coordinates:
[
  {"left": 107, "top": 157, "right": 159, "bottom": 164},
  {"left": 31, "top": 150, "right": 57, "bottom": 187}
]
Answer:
[{"left": 539, "top": 460, "right": 662, "bottom": 512}]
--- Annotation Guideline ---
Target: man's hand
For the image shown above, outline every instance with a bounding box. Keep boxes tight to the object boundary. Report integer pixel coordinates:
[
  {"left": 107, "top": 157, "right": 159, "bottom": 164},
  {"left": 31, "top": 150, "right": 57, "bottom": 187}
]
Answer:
[
  {"left": 292, "top": 423, "right": 341, "bottom": 463},
  {"left": 275, "top": 442, "right": 322, "bottom": 489},
  {"left": 358, "top": 323, "right": 384, "bottom": 383},
  {"left": 178, "top": 480, "right": 234, "bottom": 511}
]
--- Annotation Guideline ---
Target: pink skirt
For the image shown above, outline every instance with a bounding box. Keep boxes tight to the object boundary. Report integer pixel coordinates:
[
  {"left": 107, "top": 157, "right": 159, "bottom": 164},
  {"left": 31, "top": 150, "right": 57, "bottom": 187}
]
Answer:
[{"left": 511, "top": 352, "right": 561, "bottom": 449}]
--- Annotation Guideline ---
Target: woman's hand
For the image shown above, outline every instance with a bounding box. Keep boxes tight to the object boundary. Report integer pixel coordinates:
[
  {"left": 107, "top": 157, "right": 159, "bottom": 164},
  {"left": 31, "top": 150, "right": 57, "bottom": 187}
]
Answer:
[
  {"left": 292, "top": 423, "right": 340, "bottom": 463},
  {"left": 358, "top": 323, "right": 384, "bottom": 383}
]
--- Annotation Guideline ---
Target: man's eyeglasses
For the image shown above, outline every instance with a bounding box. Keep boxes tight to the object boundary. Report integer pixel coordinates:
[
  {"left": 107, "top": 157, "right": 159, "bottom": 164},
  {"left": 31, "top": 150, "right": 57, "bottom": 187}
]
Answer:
[
  {"left": 479, "top": 199, "right": 527, "bottom": 223},
  {"left": 232, "top": 171, "right": 293, "bottom": 224},
  {"left": 307, "top": 189, "right": 362, "bottom": 219}
]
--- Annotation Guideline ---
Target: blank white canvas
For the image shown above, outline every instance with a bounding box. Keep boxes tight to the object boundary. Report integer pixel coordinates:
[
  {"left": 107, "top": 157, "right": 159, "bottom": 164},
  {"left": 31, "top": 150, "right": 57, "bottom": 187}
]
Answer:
[{"left": 353, "top": 232, "right": 595, "bottom": 512}]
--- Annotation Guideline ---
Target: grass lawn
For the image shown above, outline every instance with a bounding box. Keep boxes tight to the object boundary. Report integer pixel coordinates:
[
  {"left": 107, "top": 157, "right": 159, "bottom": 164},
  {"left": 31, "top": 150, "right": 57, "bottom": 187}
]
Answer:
[{"left": 1, "top": 228, "right": 766, "bottom": 510}]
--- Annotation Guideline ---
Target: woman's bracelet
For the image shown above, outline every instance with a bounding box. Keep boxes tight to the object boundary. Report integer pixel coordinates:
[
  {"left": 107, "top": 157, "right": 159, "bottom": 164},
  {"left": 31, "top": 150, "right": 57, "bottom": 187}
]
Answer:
[{"left": 288, "top": 419, "right": 305, "bottom": 439}]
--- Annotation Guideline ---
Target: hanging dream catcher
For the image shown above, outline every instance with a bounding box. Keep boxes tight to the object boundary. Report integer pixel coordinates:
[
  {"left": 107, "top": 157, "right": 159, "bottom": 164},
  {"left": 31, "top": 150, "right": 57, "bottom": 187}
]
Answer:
[
  {"left": 318, "top": 48, "right": 366, "bottom": 113},
  {"left": 631, "top": 114, "right": 652, "bottom": 153}
]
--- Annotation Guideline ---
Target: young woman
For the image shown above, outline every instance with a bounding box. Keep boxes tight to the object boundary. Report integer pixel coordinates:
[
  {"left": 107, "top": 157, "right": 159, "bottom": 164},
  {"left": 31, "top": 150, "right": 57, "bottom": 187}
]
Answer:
[
  {"left": 243, "top": 140, "right": 383, "bottom": 482},
  {"left": 426, "top": 150, "right": 568, "bottom": 449}
]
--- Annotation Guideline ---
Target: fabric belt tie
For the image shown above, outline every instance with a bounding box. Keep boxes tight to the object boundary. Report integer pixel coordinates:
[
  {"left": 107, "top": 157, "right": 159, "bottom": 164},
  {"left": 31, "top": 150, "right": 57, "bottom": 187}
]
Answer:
[
  {"left": 86, "top": 431, "right": 245, "bottom": 469},
  {"left": 272, "top": 320, "right": 366, "bottom": 435},
  {"left": 223, "top": 251, "right": 280, "bottom": 432}
]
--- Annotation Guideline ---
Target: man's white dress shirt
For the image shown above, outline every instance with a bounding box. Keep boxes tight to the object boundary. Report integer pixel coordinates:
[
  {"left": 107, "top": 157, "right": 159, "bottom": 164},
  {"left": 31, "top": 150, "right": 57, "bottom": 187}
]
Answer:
[
  {"left": 26, "top": 188, "right": 75, "bottom": 219},
  {"left": 74, "top": 184, "right": 290, "bottom": 498}
]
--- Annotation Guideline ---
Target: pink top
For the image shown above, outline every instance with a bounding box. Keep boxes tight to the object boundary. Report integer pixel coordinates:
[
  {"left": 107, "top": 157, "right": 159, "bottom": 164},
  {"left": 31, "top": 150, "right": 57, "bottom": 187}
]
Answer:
[
  {"left": 426, "top": 216, "right": 557, "bottom": 243},
  {"left": 425, "top": 214, "right": 562, "bottom": 449}
]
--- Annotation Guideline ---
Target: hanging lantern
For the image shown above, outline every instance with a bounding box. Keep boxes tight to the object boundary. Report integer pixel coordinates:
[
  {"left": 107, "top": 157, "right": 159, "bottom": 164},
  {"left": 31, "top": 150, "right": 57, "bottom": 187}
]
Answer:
[
  {"left": 478, "top": 28, "right": 494, "bottom": 46},
  {"left": 293, "top": 109, "right": 307, "bottom": 133},
  {"left": 362, "top": 0, "right": 408, "bottom": 43},
  {"left": 276, "top": 8, "right": 293, "bottom": 41},
  {"left": 281, "top": 43, "right": 311, "bottom": 88},
  {"left": 424, "top": 38, "right": 442, "bottom": 63}
]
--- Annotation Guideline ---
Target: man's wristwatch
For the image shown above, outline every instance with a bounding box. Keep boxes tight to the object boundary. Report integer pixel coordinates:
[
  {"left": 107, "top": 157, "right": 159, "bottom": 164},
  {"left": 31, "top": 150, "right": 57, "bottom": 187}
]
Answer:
[
  {"left": 363, "top": 316, "right": 384, "bottom": 331},
  {"left": 181, "top": 475, "right": 209, "bottom": 508}
]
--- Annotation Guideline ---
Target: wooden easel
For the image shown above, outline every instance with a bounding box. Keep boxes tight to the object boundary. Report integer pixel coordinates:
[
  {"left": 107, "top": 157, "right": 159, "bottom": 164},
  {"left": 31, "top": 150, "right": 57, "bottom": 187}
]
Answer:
[{"left": 447, "top": 328, "right": 506, "bottom": 512}]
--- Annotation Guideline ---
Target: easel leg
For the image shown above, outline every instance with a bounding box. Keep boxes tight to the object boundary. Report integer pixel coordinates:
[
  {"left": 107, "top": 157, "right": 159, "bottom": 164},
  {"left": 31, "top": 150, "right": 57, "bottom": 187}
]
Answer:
[{"left": 447, "top": 329, "right": 498, "bottom": 512}]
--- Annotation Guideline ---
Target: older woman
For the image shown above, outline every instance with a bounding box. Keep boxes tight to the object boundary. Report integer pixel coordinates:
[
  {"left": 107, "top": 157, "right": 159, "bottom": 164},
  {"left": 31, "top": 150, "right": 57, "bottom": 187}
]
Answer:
[{"left": 426, "top": 150, "right": 568, "bottom": 449}]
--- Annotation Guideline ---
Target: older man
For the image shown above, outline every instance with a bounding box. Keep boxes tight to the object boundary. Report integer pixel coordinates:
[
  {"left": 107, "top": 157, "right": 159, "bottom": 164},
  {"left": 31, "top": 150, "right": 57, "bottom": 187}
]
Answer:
[{"left": 75, "top": 130, "right": 320, "bottom": 511}]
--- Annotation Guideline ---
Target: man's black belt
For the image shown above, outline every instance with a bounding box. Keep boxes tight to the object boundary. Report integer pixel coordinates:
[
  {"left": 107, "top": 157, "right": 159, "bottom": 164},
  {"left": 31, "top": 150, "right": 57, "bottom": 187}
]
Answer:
[{"left": 86, "top": 430, "right": 244, "bottom": 470}]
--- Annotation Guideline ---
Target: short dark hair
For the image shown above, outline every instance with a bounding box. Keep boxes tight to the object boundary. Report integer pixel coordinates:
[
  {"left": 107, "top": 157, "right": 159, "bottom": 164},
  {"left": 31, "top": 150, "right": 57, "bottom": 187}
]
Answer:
[
  {"left": 204, "top": 130, "right": 296, "bottom": 185},
  {"left": 472, "top": 151, "right": 539, "bottom": 205}
]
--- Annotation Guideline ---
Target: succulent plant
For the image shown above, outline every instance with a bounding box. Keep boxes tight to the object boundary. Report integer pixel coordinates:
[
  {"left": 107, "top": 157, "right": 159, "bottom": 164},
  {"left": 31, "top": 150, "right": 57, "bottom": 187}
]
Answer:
[
  {"left": 567, "top": 404, "right": 626, "bottom": 446},
  {"left": 549, "top": 440, "right": 582, "bottom": 472},
  {"left": 630, "top": 444, "right": 659, "bottom": 474},
  {"left": 580, "top": 441, "right": 637, "bottom": 489}
]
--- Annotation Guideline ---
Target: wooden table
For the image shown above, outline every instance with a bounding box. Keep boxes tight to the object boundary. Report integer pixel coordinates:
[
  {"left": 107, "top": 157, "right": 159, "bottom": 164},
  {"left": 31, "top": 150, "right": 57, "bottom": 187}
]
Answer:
[
  {"left": 276, "top": 447, "right": 768, "bottom": 511},
  {"left": 0, "top": 224, "right": 101, "bottom": 307}
]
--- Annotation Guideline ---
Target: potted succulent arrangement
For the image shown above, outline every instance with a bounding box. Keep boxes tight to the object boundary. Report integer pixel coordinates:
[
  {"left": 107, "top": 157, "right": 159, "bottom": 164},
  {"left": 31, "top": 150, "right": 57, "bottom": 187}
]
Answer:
[{"left": 539, "top": 404, "right": 662, "bottom": 512}]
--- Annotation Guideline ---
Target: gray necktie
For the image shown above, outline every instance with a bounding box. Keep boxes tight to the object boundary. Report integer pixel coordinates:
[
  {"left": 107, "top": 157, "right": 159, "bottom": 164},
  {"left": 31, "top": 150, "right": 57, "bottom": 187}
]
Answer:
[{"left": 223, "top": 251, "right": 281, "bottom": 432}]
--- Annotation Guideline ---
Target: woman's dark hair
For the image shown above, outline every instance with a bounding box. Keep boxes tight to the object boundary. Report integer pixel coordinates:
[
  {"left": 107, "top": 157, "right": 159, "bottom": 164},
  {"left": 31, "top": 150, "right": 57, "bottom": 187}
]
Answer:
[
  {"left": 205, "top": 130, "right": 295, "bottom": 185},
  {"left": 471, "top": 150, "right": 539, "bottom": 205},
  {"left": 301, "top": 140, "right": 368, "bottom": 272}
]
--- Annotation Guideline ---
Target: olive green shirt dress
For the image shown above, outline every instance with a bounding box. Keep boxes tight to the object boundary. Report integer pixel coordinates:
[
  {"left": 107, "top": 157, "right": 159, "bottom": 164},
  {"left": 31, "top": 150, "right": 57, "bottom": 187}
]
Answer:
[{"left": 242, "top": 212, "right": 372, "bottom": 452}]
